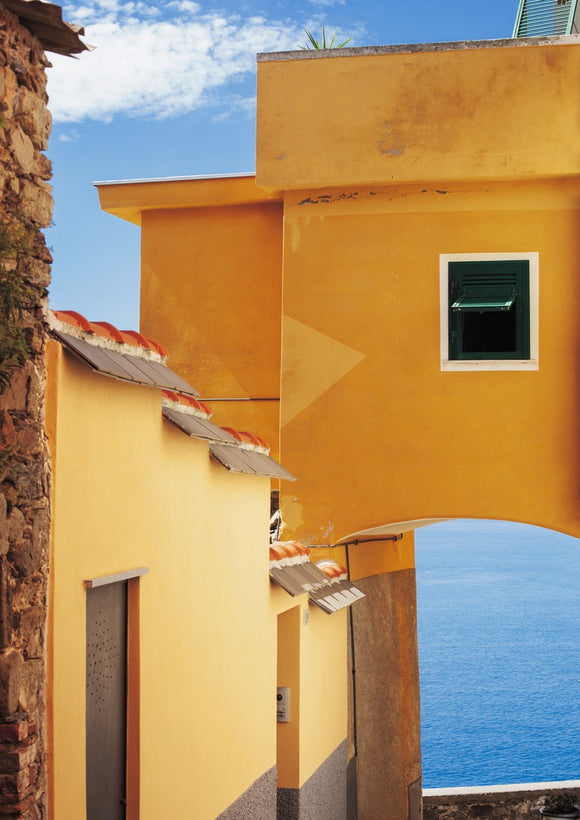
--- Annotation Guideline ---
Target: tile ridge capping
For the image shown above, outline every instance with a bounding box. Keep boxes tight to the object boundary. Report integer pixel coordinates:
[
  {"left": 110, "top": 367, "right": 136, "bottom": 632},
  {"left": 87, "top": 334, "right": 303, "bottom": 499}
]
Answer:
[
  {"left": 49, "top": 309, "right": 167, "bottom": 363},
  {"left": 269, "top": 540, "right": 311, "bottom": 568},
  {"left": 316, "top": 559, "right": 349, "bottom": 582},
  {"left": 162, "top": 390, "right": 212, "bottom": 418},
  {"left": 221, "top": 427, "right": 270, "bottom": 454}
]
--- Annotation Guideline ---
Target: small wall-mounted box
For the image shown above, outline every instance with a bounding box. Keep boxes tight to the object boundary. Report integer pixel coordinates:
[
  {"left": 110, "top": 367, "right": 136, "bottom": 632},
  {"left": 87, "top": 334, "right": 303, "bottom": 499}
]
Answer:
[{"left": 277, "top": 687, "right": 290, "bottom": 722}]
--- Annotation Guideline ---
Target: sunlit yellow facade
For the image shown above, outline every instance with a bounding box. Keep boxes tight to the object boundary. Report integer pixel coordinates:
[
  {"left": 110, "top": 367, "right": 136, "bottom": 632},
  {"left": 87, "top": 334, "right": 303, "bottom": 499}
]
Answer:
[
  {"left": 97, "top": 35, "right": 580, "bottom": 818},
  {"left": 46, "top": 336, "right": 347, "bottom": 819}
]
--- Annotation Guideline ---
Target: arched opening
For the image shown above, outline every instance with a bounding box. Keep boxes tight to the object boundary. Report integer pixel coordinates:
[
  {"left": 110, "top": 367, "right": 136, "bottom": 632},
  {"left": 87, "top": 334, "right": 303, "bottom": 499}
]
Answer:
[{"left": 415, "top": 519, "right": 580, "bottom": 787}]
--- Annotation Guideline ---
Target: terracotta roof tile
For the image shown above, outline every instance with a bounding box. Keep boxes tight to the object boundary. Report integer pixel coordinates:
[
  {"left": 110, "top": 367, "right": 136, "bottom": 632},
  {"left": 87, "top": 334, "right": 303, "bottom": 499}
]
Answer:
[
  {"left": 268, "top": 543, "right": 366, "bottom": 613},
  {"left": 49, "top": 309, "right": 199, "bottom": 397},
  {"left": 220, "top": 428, "right": 270, "bottom": 453},
  {"left": 161, "top": 392, "right": 292, "bottom": 479},
  {"left": 52, "top": 310, "right": 166, "bottom": 355},
  {"left": 317, "top": 560, "right": 348, "bottom": 581},
  {"left": 162, "top": 390, "right": 211, "bottom": 417}
]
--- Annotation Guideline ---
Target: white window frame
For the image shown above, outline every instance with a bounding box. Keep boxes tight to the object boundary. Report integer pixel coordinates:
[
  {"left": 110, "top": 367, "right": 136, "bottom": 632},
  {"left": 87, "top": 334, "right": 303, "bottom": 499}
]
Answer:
[{"left": 440, "top": 252, "right": 539, "bottom": 372}]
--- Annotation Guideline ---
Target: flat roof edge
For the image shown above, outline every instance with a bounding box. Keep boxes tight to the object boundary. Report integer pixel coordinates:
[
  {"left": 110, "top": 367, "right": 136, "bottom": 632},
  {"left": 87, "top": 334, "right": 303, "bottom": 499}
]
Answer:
[
  {"left": 257, "top": 34, "right": 580, "bottom": 62},
  {"left": 97, "top": 172, "right": 282, "bottom": 224},
  {"left": 94, "top": 172, "right": 256, "bottom": 187}
]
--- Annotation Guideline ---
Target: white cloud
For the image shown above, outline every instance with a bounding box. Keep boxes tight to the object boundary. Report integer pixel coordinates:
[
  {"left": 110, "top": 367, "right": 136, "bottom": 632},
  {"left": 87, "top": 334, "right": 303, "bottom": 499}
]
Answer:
[
  {"left": 58, "top": 129, "right": 81, "bottom": 142},
  {"left": 209, "top": 95, "right": 256, "bottom": 123},
  {"left": 307, "top": 0, "right": 346, "bottom": 5},
  {"left": 49, "top": 2, "right": 303, "bottom": 122}
]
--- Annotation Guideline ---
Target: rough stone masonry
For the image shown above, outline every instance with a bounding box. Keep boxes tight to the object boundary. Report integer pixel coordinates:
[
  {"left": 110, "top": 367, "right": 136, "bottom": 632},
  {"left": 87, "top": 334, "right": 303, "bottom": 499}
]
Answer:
[{"left": 0, "top": 4, "right": 55, "bottom": 817}]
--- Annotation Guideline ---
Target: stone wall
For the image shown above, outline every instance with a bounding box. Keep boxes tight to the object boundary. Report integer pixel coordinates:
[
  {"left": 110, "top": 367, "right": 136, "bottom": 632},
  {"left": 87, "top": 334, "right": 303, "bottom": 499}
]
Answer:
[
  {"left": 423, "top": 783, "right": 580, "bottom": 819},
  {"left": 348, "top": 570, "right": 422, "bottom": 820},
  {"left": 0, "top": 4, "right": 54, "bottom": 818}
]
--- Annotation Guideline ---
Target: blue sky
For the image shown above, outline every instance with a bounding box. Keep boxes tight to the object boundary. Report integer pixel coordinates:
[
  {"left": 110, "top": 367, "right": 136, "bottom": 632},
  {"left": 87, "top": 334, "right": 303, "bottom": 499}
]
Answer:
[{"left": 46, "top": 0, "right": 519, "bottom": 328}]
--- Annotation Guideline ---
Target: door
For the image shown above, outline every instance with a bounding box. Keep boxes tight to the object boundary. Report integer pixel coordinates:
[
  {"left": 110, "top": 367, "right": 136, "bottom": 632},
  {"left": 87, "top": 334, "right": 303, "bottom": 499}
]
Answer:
[{"left": 86, "top": 581, "right": 128, "bottom": 820}]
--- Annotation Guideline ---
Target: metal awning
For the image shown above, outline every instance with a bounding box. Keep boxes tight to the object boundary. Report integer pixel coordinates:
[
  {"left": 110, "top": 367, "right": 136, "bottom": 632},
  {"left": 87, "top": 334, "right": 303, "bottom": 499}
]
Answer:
[
  {"left": 162, "top": 407, "right": 236, "bottom": 443},
  {"left": 269, "top": 543, "right": 365, "bottom": 614},
  {"left": 53, "top": 330, "right": 200, "bottom": 396},
  {"left": 451, "top": 289, "right": 516, "bottom": 312},
  {"left": 269, "top": 559, "right": 333, "bottom": 597},
  {"left": 308, "top": 580, "right": 366, "bottom": 614},
  {"left": 209, "top": 443, "right": 295, "bottom": 480}
]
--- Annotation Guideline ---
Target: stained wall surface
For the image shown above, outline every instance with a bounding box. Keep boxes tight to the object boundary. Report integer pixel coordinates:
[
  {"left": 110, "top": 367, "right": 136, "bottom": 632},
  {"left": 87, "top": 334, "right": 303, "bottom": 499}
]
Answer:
[
  {"left": 95, "top": 36, "right": 580, "bottom": 820},
  {"left": 256, "top": 38, "right": 580, "bottom": 190},
  {"left": 276, "top": 179, "right": 580, "bottom": 542},
  {"left": 47, "top": 342, "right": 277, "bottom": 819},
  {"left": 46, "top": 339, "right": 348, "bottom": 818},
  {"left": 255, "top": 39, "right": 580, "bottom": 543},
  {"left": 99, "top": 177, "right": 284, "bottom": 459}
]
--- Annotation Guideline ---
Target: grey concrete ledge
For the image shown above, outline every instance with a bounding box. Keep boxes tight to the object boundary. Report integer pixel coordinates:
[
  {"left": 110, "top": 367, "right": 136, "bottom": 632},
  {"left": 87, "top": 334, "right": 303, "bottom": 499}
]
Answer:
[
  {"left": 257, "top": 34, "right": 580, "bottom": 62},
  {"left": 424, "top": 780, "right": 580, "bottom": 797}
]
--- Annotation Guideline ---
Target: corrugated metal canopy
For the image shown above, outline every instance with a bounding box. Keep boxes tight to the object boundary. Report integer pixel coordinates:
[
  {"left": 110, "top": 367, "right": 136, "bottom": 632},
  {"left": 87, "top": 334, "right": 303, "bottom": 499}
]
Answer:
[
  {"left": 271, "top": 565, "right": 366, "bottom": 612},
  {"left": 209, "top": 442, "right": 296, "bottom": 480},
  {"left": 269, "top": 561, "right": 331, "bottom": 597},
  {"left": 3, "top": 0, "right": 91, "bottom": 55},
  {"left": 53, "top": 330, "right": 200, "bottom": 396},
  {"left": 162, "top": 407, "right": 237, "bottom": 443},
  {"left": 308, "top": 580, "right": 366, "bottom": 614}
]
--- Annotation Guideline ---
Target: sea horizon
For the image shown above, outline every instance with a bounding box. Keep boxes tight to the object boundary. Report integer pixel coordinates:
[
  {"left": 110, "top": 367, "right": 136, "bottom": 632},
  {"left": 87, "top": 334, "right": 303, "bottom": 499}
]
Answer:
[{"left": 415, "top": 519, "right": 580, "bottom": 789}]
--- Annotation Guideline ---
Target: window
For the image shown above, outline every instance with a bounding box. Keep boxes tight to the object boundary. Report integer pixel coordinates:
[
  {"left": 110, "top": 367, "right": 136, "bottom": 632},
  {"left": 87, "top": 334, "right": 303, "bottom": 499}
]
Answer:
[
  {"left": 440, "top": 253, "right": 538, "bottom": 372},
  {"left": 513, "top": 0, "right": 578, "bottom": 38}
]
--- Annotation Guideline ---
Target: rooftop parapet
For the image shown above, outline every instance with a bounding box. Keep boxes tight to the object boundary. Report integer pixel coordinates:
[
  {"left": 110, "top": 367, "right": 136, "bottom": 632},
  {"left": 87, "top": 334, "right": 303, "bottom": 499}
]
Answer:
[{"left": 256, "top": 37, "right": 580, "bottom": 190}]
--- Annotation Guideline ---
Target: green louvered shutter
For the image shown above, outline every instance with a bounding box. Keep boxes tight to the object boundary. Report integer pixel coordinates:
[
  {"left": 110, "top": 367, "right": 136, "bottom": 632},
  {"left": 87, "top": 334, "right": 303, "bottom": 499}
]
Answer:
[
  {"left": 513, "top": 0, "right": 578, "bottom": 36},
  {"left": 449, "top": 261, "right": 530, "bottom": 361}
]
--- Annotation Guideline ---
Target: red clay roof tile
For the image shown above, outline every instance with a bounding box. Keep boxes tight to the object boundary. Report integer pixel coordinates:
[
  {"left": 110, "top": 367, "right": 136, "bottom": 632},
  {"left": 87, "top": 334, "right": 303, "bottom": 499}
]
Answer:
[
  {"left": 162, "top": 390, "right": 212, "bottom": 417},
  {"left": 52, "top": 309, "right": 92, "bottom": 332},
  {"left": 49, "top": 309, "right": 199, "bottom": 397},
  {"left": 89, "top": 321, "right": 125, "bottom": 344},
  {"left": 221, "top": 427, "right": 271, "bottom": 451},
  {"left": 316, "top": 560, "right": 348, "bottom": 580},
  {"left": 51, "top": 309, "right": 167, "bottom": 356}
]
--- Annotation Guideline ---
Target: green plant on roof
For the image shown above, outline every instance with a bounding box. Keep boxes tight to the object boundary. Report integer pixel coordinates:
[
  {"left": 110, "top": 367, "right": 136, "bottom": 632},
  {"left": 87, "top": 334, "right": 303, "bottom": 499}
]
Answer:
[
  {"left": 0, "top": 219, "right": 35, "bottom": 394},
  {"left": 300, "top": 26, "right": 352, "bottom": 50},
  {"left": 541, "top": 793, "right": 579, "bottom": 815}
]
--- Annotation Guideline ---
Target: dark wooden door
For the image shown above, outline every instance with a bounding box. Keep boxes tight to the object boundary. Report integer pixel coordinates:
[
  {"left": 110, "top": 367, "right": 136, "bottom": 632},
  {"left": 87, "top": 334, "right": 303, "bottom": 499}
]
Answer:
[{"left": 86, "top": 582, "right": 127, "bottom": 820}]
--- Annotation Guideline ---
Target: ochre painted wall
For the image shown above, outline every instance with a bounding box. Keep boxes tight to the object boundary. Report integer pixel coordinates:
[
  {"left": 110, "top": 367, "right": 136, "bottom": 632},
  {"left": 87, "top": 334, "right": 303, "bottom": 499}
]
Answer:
[
  {"left": 273, "top": 590, "right": 348, "bottom": 790},
  {"left": 277, "top": 605, "right": 301, "bottom": 787},
  {"left": 95, "top": 40, "right": 580, "bottom": 818},
  {"left": 278, "top": 179, "right": 580, "bottom": 543},
  {"left": 98, "top": 178, "right": 284, "bottom": 460},
  {"left": 46, "top": 341, "right": 347, "bottom": 817},
  {"left": 47, "top": 342, "right": 277, "bottom": 819},
  {"left": 299, "top": 603, "right": 347, "bottom": 785},
  {"left": 256, "top": 40, "right": 580, "bottom": 190}
]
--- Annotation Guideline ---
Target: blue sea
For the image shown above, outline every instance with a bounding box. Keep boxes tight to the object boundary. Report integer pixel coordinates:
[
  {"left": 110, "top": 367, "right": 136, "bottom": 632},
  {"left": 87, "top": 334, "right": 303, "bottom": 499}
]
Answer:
[{"left": 415, "top": 520, "right": 580, "bottom": 788}]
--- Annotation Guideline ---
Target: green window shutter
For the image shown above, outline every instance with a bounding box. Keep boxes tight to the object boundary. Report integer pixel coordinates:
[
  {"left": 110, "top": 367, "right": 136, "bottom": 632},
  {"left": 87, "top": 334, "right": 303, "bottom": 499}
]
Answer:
[
  {"left": 513, "top": 0, "right": 578, "bottom": 37},
  {"left": 448, "top": 260, "right": 530, "bottom": 361}
]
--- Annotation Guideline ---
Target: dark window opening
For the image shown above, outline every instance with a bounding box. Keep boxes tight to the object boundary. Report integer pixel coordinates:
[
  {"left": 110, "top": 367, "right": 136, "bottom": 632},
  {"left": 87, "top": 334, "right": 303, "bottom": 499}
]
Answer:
[
  {"left": 449, "top": 260, "right": 530, "bottom": 361},
  {"left": 462, "top": 310, "right": 517, "bottom": 354}
]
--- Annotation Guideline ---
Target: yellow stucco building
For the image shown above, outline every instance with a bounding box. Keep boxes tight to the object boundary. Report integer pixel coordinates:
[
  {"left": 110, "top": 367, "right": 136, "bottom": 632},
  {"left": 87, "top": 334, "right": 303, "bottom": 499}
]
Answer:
[
  {"left": 94, "top": 32, "right": 580, "bottom": 820},
  {"left": 46, "top": 308, "right": 358, "bottom": 819}
]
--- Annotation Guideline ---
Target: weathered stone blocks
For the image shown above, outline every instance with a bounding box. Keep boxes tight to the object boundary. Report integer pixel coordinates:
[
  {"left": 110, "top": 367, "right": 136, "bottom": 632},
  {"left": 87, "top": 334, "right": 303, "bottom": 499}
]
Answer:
[
  {"left": 0, "top": 2, "right": 56, "bottom": 816},
  {"left": 0, "top": 652, "right": 23, "bottom": 718}
]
